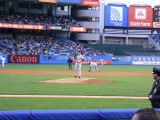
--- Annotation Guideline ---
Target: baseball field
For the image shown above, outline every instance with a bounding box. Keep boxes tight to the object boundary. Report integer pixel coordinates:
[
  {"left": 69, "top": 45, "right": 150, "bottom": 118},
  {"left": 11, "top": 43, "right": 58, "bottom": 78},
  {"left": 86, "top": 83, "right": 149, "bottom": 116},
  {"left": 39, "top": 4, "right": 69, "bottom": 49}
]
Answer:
[{"left": 0, "top": 64, "right": 156, "bottom": 110}]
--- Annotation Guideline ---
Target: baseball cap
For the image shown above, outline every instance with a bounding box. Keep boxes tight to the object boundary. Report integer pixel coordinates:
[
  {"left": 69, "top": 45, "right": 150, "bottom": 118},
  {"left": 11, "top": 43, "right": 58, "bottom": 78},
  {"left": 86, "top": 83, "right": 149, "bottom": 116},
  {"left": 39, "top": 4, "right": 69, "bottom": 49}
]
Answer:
[{"left": 152, "top": 67, "right": 160, "bottom": 74}]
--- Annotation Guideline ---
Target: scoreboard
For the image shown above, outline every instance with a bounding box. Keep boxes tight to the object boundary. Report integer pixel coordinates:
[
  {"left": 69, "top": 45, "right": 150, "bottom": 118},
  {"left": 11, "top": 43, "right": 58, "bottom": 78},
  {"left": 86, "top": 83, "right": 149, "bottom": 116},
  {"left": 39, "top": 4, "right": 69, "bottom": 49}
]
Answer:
[{"left": 153, "top": 6, "right": 160, "bottom": 28}]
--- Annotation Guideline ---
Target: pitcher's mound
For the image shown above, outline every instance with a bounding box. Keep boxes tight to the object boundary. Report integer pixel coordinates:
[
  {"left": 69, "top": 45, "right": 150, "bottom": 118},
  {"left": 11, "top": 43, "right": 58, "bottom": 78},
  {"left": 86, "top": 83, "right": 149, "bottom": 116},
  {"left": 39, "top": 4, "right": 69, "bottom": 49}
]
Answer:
[{"left": 41, "top": 78, "right": 112, "bottom": 84}]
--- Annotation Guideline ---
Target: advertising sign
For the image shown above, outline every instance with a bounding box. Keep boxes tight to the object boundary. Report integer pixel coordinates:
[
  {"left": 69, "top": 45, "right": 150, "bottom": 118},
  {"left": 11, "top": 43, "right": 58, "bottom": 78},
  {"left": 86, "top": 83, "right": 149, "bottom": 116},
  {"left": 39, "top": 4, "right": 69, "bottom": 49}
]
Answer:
[
  {"left": 153, "top": 6, "right": 160, "bottom": 28},
  {"left": 128, "top": 6, "right": 153, "bottom": 28},
  {"left": 82, "top": 0, "right": 100, "bottom": 6},
  {"left": 47, "top": 26, "right": 62, "bottom": 30},
  {"left": 38, "top": 0, "right": 57, "bottom": 3},
  {"left": 105, "top": 5, "right": 128, "bottom": 27},
  {"left": 23, "top": 24, "right": 44, "bottom": 30},
  {"left": 12, "top": 24, "right": 24, "bottom": 29},
  {"left": 70, "top": 26, "right": 86, "bottom": 32},
  {"left": 47, "top": 25, "right": 68, "bottom": 31},
  {"left": 0, "top": 23, "right": 44, "bottom": 30},
  {"left": 19, "top": 0, "right": 37, "bottom": 1},
  {"left": 58, "top": 0, "right": 81, "bottom": 4},
  {"left": 40, "top": 55, "right": 112, "bottom": 64},
  {"left": 9, "top": 55, "right": 39, "bottom": 64},
  {"left": 1, "top": 23, "right": 13, "bottom": 28},
  {"left": 72, "top": 61, "right": 112, "bottom": 65}
]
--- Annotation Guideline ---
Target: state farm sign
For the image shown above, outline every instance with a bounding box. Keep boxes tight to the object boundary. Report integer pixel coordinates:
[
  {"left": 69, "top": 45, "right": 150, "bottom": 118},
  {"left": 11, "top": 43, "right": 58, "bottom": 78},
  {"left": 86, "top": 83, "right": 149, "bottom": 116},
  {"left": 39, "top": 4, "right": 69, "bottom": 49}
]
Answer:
[
  {"left": 70, "top": 26, "right": 86, "bottom": 32},
  {"left": 128, "top": 6, "right": 153, "bottom": 28},
  {"left": 130, "top": 22, "right": 151, "bottom": 27}
]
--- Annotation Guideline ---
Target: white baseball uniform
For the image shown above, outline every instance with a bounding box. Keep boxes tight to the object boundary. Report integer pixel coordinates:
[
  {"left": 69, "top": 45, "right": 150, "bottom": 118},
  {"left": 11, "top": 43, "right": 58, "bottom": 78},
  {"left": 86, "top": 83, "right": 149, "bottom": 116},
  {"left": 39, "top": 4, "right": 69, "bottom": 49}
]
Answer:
[
  {"left": 100, "top": 58, "right": 104, "bottom": 67},
  {"left": 75, "top": 53, "right": 84, "bottom": 78},
  {"left": 1, "top": 56, "right": 6, "bottom": 67},
  {"left": 89, "top": 62, "right": 100, "bottom": 72}
]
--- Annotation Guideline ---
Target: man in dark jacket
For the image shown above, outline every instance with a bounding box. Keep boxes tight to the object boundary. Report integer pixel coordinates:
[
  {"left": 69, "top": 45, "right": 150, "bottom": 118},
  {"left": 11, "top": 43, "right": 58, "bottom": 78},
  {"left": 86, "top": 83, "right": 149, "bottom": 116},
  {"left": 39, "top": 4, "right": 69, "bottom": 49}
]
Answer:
[
  {"left": 67, "top": 57, "right": 73, "bottom": 70},
  {"left": 148, "top": 67, "right": 160, "bottom": 108},
  {"left": 132, "top": 108, "right": 160, "bottom": 120}
]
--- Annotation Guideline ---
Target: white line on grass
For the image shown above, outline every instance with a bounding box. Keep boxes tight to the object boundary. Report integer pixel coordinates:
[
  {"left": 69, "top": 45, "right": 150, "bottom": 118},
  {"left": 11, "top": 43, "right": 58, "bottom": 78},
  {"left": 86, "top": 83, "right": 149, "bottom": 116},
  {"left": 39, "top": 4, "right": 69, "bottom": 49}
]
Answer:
[{"left": 0, "top": 95, "right": 148, "bottom": 99}]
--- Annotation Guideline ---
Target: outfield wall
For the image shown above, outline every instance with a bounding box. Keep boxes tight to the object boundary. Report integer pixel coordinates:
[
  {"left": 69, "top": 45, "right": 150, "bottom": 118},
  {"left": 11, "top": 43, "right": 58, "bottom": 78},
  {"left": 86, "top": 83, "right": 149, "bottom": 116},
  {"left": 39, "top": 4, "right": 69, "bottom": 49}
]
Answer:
[
  {"left": 0, "top": 109, "right": 137, "bottom": 120},
  {"left": 1, "top": 54, "right": 160, "bottom": 65}
]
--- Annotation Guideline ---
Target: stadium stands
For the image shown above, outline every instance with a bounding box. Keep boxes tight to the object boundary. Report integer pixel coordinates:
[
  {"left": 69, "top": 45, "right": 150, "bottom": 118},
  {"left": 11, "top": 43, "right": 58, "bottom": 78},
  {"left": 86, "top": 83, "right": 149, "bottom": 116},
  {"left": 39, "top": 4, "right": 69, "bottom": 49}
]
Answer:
[
  {"left": 89, "top": 43, "right": 160, "bottom": 56},
  {"left": 0, "top": 14, "right": 81, "bottom": 26},
  {"left": 1, "top": 34, "right": 160, "bottom": 56},
  {"left": 0, "top": 35, "right": 105, "bottom": 56}
]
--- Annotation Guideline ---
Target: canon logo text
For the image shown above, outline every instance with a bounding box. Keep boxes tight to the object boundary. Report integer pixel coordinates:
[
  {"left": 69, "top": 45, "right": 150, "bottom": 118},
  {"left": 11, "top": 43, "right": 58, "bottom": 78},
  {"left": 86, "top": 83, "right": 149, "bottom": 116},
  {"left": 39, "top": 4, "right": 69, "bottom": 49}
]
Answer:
[{"left": 9, "top": 55, "right": 39, "bottom": 63}]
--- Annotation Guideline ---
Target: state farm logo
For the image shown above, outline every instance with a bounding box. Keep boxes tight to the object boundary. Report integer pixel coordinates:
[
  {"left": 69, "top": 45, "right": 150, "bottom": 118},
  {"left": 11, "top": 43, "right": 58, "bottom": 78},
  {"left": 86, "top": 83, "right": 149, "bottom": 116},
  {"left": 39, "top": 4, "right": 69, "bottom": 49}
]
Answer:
[{"left": 135, "top": 8, "right": 146, "bottom": 20}]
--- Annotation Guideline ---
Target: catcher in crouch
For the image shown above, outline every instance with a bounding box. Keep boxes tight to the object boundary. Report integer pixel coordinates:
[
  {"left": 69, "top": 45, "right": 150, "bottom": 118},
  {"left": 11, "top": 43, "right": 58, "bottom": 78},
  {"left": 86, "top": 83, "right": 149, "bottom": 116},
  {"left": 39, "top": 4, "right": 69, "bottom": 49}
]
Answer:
[{"left": 88, "top": 62, "right": 100, "bottom": 72}]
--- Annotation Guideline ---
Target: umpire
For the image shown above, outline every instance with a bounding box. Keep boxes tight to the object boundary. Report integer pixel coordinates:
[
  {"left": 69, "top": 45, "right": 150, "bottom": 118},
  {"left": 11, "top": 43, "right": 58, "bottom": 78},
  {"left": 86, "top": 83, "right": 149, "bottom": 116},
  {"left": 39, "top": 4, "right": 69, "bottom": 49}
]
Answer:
[
  {"left": 67, "top": 57, "right": 73, "bottom": 70},
  {"left": 148, "top": 67, "right": 160, "bottom": 108}
]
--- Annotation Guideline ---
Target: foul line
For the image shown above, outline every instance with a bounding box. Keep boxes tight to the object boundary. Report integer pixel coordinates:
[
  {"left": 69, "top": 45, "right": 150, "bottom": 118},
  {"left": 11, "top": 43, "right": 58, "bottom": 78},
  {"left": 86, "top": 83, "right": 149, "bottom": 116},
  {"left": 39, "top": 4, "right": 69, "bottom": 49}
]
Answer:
[{"left": 0, "top": 95, "right": 148, "bottom": 99}]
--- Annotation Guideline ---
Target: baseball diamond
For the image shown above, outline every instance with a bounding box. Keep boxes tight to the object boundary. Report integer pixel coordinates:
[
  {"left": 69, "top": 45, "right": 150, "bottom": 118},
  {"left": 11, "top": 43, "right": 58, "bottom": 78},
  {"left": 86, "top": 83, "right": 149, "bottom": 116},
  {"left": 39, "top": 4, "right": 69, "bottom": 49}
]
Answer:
[
  {"left": 0, "top": 68, "right": 150, "bottom": 100},
  {"left": 0, "top": 64, "right": 155, "bottom": 111},
  {"left": 1, "top": 0, "right": 160, "bottom": 119}
]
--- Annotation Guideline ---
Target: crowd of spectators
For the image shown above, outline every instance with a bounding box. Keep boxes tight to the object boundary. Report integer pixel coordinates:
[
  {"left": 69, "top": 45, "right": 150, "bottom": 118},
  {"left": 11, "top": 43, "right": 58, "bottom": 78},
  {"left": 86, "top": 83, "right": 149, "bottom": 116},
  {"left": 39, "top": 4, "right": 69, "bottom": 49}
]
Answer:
[
  {"left": 0, "top": 34, "right": 106, "bottom": 56},
  {"left": 0, "top": 14, "right": 82, "bottom": 26}
]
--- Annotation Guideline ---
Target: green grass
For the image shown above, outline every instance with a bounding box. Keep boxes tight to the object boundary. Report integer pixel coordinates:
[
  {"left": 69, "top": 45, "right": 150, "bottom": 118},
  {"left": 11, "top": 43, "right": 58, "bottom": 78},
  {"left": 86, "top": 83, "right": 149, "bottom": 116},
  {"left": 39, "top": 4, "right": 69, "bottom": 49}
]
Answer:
[
  {"left": 0, "top": 64, "right": 156, "bottom": 110},
  {"left": 0, "top": 74, "right": 152, "bottom": 96},
  {"left": 1, "top": 64, "right": 157, "bottom": 72},
  {"left": 0, "top": 98, "right": 151, "bottom": 110}
]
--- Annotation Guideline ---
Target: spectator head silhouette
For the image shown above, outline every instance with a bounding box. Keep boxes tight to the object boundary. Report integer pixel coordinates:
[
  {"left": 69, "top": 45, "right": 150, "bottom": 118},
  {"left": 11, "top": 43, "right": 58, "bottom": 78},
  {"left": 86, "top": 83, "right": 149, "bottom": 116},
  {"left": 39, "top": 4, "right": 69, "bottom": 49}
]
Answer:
[{"left": 132, "top": 108, "right": 160, "bottom": 120}]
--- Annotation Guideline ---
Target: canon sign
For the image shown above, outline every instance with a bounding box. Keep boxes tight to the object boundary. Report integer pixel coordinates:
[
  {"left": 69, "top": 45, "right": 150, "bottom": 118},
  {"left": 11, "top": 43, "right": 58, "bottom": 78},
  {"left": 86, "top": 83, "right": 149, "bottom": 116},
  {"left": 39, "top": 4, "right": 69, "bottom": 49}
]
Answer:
[{"left": 9, "top": 55, "right": 39, "bottom": 63}]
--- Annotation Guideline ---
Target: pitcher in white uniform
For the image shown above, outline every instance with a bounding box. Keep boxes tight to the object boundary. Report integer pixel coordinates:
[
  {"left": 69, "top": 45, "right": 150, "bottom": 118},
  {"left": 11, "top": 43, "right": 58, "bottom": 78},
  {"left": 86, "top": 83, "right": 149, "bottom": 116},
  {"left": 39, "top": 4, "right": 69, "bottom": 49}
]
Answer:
[
  {"left": 74, "top": 51, "right": 84, "bottom": 78},
  {"left": 88, "top": 62, "right": 100, "bottom": 72}
]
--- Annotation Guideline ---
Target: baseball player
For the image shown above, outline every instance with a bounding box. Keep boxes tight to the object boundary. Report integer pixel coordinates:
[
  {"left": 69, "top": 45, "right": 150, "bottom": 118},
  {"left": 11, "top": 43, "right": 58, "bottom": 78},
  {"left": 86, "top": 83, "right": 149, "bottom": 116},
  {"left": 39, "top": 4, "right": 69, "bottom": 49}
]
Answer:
[
  {"left": 88, "top": 62, "right": 100, "bottom": 72},
  {"left": 74, "top": 51, "right": 84, "bottom": 78},
  {"left": 1, "top": 56, "right": 6, "bottom": 67},
  {"left": 100, "top": 58, "right": 104, "bottom": 67}
]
